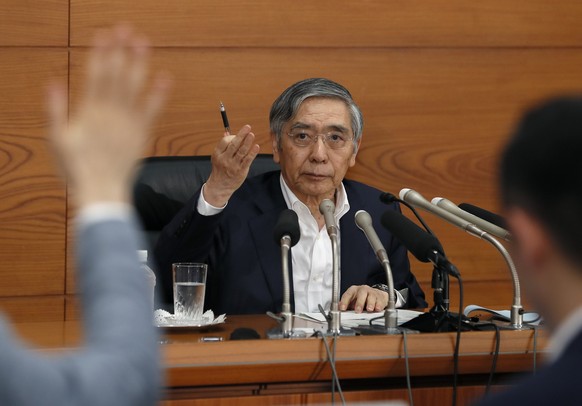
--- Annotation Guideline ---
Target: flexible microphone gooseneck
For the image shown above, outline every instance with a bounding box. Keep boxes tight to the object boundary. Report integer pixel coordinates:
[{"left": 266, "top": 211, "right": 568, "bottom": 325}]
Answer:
[
  {"left": 355, "top": 210, "right": 397, "bottom": 330},
  {"left": 432, "top": 197, "right": 524, "bottom": 329},
  {"left": 399, "top": 188, "right": 524, "bottom": 329},
  {"left": 319, "top": 199, "right": 342, "bottom": 335}
]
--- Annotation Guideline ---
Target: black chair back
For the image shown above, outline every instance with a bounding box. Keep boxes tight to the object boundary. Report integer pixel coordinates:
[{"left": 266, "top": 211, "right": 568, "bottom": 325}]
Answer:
[{"left": 133, "top": 154, "right": 279, "bottom": 250}]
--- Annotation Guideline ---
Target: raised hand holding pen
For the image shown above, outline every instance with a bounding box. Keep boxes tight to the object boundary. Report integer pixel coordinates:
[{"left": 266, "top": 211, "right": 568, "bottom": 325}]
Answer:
[{"left": 203, "top": 104, "right": 260, "bottom": 207}]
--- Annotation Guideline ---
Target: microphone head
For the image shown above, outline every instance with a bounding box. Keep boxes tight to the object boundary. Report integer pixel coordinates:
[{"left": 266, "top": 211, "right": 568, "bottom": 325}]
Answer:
[
  {"left": 380, "top": 192, "right": 399, "bottom": 204},
  {"left": 319, "top": 199, "right": 335, "bottom": 214},
  {"left": 273, "top": 209, "right": 300, "bottom": 247},
  {"left": 381, "top": 210, "right": 443, "bottom": 263},
  {"left": 354, "top": 210, "right": 373, "bottom": 231},
  {"left": 399, "top": 188, "right": 412, "bottom": 201},
  {"left": 459, "top": 203, "right": 508, "bottom": 229}
]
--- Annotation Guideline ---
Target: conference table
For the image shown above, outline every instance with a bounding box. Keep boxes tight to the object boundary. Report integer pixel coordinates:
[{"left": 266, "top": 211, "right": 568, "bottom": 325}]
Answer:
[{"left": 14, "top": 313, "right": 546, "bottom": 405}]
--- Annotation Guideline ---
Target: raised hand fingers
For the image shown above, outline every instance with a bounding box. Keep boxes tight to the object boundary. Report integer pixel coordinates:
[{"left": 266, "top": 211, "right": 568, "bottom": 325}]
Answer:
[
  {"left": 46, "top": 82, "right": 68, "bottom": 146},
  {"left": 142, "top": 72, "right": 172, "bottom": 129},
  {"left": 85, "top": 25, "right": 156, "bottom": 111},
  {"left": 217, "top": 125, "right": 251, "bottom": 153}
]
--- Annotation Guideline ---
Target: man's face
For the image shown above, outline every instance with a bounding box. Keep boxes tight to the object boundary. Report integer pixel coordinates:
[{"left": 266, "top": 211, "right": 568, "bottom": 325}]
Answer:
[{"left": 271, "top": 97, "right": 360, "bottom": 204}]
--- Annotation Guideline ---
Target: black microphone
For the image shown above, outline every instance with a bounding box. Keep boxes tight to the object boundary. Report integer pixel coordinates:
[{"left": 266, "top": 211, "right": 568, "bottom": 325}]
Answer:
[
  {"left": 273, "top": 209, "right": 300, "bottom": 247},
  {"left": 458, "top": 203, "right": 508, "bottom": 230},
  {"left": 267, "top": 209, "right": 300, "bottom": 339},
  {"left": 381, "top": 210, "right": 459, "bottom": 277},
  {"left": 380, "top": 191, "right": 436, "bottom": 237}
]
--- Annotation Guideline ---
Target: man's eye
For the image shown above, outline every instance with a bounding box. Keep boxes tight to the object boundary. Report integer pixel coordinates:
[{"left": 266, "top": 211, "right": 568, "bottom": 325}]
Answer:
[
  {"left": 296, "top": 133, "right": 310, "bottom": 140},
  {"left": 328, "top": 133, "right": 344, "bottom": 142}
]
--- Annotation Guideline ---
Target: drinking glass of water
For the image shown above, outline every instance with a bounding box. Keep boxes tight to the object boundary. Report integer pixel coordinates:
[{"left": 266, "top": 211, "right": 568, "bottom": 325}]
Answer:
[{"left": 172, "top": 263, "right": 207, "bottom": 321}]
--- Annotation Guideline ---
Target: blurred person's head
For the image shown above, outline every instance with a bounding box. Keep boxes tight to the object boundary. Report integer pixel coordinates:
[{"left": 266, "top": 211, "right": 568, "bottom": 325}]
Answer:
[{"left": 500, "top": 96, "right": 582, "bottom": 329}]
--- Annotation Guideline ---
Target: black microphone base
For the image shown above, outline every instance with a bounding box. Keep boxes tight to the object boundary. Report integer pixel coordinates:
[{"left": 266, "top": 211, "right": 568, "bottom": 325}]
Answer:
[
  {"left": 400, "top": 310, "right": 472, "bottom": 333},
  {"left": 321, "top": 327, "right": 357, "bottom": 337},
  {"left": 266, "top": 327, "right": 309, "bottom": 339}
]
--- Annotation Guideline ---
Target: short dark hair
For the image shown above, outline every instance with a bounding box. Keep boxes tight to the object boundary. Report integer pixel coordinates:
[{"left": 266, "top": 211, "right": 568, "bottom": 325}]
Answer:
[
  {"left": 500, "top": 96, "right": 582, "bottom": 264},
  {"left": 269, "top": 78, "right": 364, "bottom": 152}
]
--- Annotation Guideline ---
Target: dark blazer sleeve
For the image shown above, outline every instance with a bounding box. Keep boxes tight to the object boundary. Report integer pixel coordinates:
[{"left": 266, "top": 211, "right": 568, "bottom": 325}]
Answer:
[
  {"left": 385, "top": 202, "right": 427, "bottom": 308},
  {"left": 341, "top": 180, "right": 427, "bottom": 309},
  {"left": 153, "top": 188, "right": 225, "bottom": 306}
]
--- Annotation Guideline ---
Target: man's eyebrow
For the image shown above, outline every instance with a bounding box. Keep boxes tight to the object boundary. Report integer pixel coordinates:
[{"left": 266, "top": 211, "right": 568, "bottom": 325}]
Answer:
[
  {"left": 290, "top": 122, "right": 313, "bottom": 130},
  {"left": 289, "top": 123, "right": 349, "bottom": 133},
  {"left": 326, "top": 125, "right": 349, "bottom": 133}
]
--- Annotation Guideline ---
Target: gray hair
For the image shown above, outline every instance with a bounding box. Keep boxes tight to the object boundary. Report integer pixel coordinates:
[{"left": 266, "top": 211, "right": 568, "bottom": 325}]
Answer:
[{"left": 269, "top": 78, "right": 364, "bottom": 152}]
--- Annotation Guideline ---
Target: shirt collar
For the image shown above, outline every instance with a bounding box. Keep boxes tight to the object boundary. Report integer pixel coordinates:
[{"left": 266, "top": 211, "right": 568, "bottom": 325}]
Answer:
[
  {"left": 279, "top": 174, "right": 350, "bottom": 224},
  {"left": 547, "top": 305, "right": 582, "bottom": 363}
]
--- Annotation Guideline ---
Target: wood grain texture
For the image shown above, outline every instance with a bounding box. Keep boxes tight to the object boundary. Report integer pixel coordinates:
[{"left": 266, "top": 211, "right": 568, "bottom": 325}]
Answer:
[
  {"left": 64, "top": 47, "right": 582, "bottom": 310},
  {"left": 0, "top": 49, "right": 68, "bottom": 302},
  {"left": 160, "top": 386, "right": 487, "bottom": 406},
  {"left": 0, "top": 0, "right": 68, "bottom": 46},
  {"left": 70, "top": 0, "right": 582, "bottom": 47},
  {"left": 0, "top": 296, "right": 64, "bottom": 322}
]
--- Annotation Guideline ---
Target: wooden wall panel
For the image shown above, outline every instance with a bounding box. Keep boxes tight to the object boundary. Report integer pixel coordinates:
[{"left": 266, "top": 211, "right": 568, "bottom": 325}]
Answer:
[
  {"left": 0, "top": 49, "right": 68, "bottom": 318},
  {"left": 66, "top": 46, "right": 582, "bottom": 311},
  {"left": 0, "top": 0, "right": 68, "bottom": 46},
  {"left": 0, "top": 296, "right": 64, "bottom": 322},
  {"left": 71, "top": 0, "right": 582, "bottom": 47}
]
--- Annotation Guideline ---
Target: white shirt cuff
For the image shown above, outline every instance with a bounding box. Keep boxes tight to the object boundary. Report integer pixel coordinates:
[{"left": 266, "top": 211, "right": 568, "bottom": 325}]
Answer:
[
  {"left": 196, "top": 183, "right": 228, "bottom": 216},
  {"left": 394, "top": 289, "right": 405, "bottom": 308}
]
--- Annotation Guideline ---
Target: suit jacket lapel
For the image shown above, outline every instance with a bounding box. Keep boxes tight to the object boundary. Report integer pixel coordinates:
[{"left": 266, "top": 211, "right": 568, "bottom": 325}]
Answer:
[
  {"left": 339, "top": 185, "right": 367, "bottom": 292},
  {"left": 247, "top": 172, "right": 296, "bottom": 311}
]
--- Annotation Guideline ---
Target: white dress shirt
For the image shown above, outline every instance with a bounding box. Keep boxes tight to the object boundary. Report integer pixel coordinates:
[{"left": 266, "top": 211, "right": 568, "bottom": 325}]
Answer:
[
  {"left": 279, "top": 175, "right": 350, "bottom": 312},
  {"left": 197, "top": 178, "right": 404, "bottom": 313}
]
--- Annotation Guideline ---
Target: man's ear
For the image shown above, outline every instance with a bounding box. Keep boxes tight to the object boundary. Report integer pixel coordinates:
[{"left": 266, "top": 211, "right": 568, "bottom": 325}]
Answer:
[
  {"left": 349, "top": 138, "right": 362, "bottom": 167},
  {"left": 271, "top": 133, "right": 280, "bottom": 164},
  {"left": 506, "top": 208, "right": 552, "bottom": 270}
]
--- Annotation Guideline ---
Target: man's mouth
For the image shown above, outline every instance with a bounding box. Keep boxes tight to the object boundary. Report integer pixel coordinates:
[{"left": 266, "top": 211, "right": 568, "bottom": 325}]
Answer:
[{"left": 303, "top": 172, "right": 330, "bottom": 179}]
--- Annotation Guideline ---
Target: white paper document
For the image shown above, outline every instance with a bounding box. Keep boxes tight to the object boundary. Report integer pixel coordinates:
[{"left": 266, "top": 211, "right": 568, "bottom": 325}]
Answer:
[
  {"left": 463, "top": 304, "right": 542, "bottom": 325},
  {"left": 296, "top": 309, "right": 423, "bottom": 328}
]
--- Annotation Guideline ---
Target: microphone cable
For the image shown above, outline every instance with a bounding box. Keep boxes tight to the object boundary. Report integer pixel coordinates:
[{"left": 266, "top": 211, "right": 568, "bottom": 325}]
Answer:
[
  {"left": 532, "top": 325, "right": 539, "bottom": 374},
  {"left": 366, "top": 316, "right": 414, "bottom": 406},
  {"left": 402, "top": 330, "right": 414, "bottom": 406},
  {"left": 451, "top": 274, "right": 464, "bottom": 406},
  {"left": 315, "top": 331, "right": 346, "bottom": 405}
]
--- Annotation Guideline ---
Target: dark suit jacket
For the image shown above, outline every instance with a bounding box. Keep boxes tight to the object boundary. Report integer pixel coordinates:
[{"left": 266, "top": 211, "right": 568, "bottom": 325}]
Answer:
[
  {"left": 476, "top": 329, "right": 582, "bottom": 406},
  {"left": 154, "top": 171, "right": 427, "bottom": 314}
]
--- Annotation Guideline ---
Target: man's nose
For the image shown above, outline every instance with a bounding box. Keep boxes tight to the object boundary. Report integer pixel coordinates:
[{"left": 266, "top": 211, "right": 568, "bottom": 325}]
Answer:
[{"left": 309, "top": 137, "right": 329, "bottom": 162}]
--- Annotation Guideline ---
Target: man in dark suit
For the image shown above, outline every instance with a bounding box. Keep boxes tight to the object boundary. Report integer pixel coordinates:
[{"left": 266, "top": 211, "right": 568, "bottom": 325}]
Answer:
[
  {"left": 155, "top": 78, "right": 426, "bottom": 315},
  {"left": 477, "top": 97, "right": 582, "bottom": 405}
]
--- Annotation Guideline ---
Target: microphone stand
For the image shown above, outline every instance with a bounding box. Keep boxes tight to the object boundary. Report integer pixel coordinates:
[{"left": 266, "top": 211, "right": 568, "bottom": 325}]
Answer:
[
  {"left": 402, "top": 256, "right": 469, "bottom": 333},
  {"left": 329, "top": 234, "right": 342, "bottom": 334},
  {"left": 267, "top": 235, "right": 306, "bottom": 339},
  {"left": 320, "top": 232, "right": 354, "bottom": 336},
  {"left": 319, "top": 200, "right": 355, "bottom": 336},
  {"left": 478, "top": 232, "right": 525, "bottom": 329}
]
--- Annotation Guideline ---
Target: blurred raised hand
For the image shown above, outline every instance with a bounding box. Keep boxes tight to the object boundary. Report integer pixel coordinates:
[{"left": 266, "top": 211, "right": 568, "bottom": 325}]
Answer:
[{"left": 47, "top": 25, "right": 171, "bottom": 207}]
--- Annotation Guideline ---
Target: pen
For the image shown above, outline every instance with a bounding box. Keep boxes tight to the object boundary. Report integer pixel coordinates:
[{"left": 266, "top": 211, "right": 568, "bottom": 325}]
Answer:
[{"left": 219, "top": 101, "right": 230, "bottom": 134}]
